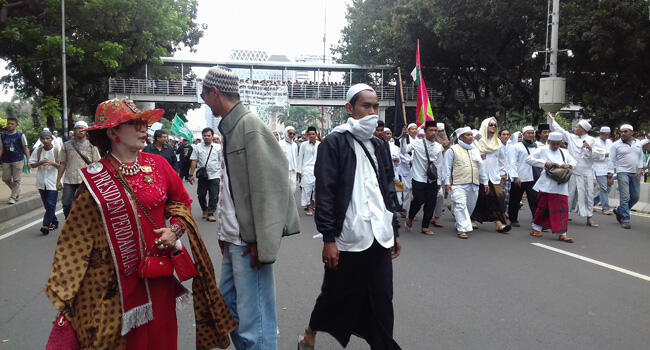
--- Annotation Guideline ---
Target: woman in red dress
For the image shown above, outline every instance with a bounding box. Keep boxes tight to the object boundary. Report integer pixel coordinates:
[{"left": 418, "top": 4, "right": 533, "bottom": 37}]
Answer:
[{"left": 45, "top": 99, "right": 235, "bottom": 350}]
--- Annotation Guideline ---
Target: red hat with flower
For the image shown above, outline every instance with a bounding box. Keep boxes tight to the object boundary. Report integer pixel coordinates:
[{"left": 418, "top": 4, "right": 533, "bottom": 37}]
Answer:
[{"left": 88, "top": 99, "right": 164, "bottom": 130}]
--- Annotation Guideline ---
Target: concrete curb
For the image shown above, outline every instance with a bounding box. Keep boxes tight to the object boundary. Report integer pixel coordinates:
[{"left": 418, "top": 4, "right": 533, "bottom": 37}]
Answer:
[
  {"left": 0, "top": 192, "right": 61, "bottom": 223},
  {"left": 606, "top": 181, "right": 650, "bottom": 214}
]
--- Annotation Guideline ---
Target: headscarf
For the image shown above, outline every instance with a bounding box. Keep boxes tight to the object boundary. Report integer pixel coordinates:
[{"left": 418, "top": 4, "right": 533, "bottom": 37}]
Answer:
[
  {"left": 476, "top": 117, "right": 501, "bottom": 154},
  {"left": 284, "top": 126, "right": 295, "bottom": 142},
  {"left": 508, "top": 132, "right": 521, "bottom": 146}
]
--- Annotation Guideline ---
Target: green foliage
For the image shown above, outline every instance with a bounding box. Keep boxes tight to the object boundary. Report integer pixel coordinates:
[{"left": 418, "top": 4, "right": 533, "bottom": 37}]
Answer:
[
  {"left": 277, "top": 106, "right": 323, "bottom": 132},
  {"left": 0, "top": 0, "right": 203, "bottom": 129},
  {"left": 335, "top": 0, "right": 650, "bottom": 130}
]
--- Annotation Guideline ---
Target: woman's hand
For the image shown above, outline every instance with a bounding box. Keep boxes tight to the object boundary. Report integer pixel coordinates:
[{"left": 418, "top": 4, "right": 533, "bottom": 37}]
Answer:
[{"left": 153, "top": 227, "right": 176, "bottom": 249}]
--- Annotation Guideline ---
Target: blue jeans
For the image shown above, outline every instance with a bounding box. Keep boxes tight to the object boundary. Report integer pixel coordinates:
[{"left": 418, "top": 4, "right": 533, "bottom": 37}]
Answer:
[
  {"left": 616, "top": 172, "right": 640, "bottom": 223},
  {"left": 219, "top": 243, "right": 277, "bottom": 350},
  {"left": 593, "top": 175, "right": 611, "bottom": 211},
  {"left": 62, "top": 183, "right": 80, "bottom": 218},
  {"left": 39, "top": 189, "right": 59, "bottom": 227}
]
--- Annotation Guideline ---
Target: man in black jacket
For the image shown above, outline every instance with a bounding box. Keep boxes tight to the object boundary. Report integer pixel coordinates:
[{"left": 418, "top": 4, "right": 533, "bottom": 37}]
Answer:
[{"left": 299, "top": 84, "right": 402, "bottom": 350}]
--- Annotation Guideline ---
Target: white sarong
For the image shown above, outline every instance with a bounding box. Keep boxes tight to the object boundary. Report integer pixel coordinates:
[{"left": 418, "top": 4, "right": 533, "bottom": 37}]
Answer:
[{"left": 568, "top": 173, "right": 594, "bottom": 217}]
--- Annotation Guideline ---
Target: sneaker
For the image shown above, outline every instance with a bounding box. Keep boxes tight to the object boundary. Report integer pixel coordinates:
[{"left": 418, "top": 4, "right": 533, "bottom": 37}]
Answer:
[
  {"left": 621, "top": 222, "right": 631, "bottom": 229},
  {"left": 40, "top": 226, "right": 49, "bottom": 235},
  {"left": 8, "top": 197, "right": 16, "bottom": 204},
  {"left": 48, "top": 223, "right": 59, "bottom": 231},
  {"left": 602, "top": 209, "right": 613, "bottom": 215},
  {"left": 202, "top": 211, "right": 208, "bottom": 220},
  {"left": 613, "top": 208, "right": 622, "bottom": 224},
  {"left": 206, "top": 215, "right": 216, "bottom": 222}
]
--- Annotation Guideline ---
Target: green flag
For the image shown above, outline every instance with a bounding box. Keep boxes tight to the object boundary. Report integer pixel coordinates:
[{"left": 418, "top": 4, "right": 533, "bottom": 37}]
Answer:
[{"left": 171, "top": 114, "right": 192, "bottom": 142}]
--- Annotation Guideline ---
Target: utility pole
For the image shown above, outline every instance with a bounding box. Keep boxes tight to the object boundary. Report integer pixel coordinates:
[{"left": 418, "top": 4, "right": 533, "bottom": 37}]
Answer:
[
  {"left": 538, "top": 0, "right": 566, "bottom": 114},
  {"left": 549, "top": 0, "right": 559, "bottom": 77},
  {"left": 61, "top": 0, "right": 68, "bottom": 135},
  {"left": 320, "top": 0, "right": 327, "bottom": 132}
]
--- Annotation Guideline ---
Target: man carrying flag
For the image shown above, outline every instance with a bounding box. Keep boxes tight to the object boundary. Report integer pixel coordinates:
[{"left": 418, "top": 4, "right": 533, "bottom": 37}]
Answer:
[{"left": 411, "top": 40, "right": 435, "bottom": 126}]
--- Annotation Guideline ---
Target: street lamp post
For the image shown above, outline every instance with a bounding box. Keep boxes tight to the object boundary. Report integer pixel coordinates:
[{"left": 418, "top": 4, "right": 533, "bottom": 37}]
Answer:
[{"left": 61, "top": 0, "right": 68, "bottom": 135}]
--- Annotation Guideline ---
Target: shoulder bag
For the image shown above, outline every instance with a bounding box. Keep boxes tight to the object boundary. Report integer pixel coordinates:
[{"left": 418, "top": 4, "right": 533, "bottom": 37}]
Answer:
[
  {"left": 46, "top": 314, "right": 80, "bottom": 350},
  {"left": 71, "top": 141, "right": 92, "bottom": 165},
  {"left": 545, "top": 149, "right": 573, "bottom": 184},
  {"left": 423, "top": 140, "right": 439, "bottom": 183},
  {"left": 195, "top": 146, "right": 213, "bottom": 180},
  {"left": 524, "top": 145, "right": 543, "bottom": 180}
]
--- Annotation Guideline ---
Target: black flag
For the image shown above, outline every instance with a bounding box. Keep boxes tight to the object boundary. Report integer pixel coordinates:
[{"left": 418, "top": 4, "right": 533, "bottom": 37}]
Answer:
[{"left": 393, "top": 86, "right": 405, "bottom": 144}]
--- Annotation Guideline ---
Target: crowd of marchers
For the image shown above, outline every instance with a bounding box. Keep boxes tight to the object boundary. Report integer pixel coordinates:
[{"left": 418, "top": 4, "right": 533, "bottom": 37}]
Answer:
[{"left": 1, "top": 74, "right": 649, "bottom": 350}]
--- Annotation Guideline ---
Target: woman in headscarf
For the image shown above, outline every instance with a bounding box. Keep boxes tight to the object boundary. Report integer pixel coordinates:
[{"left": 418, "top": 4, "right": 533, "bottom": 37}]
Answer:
[
  {"left": 45, "top": 99, "right": 236, "bottom": 350},
  {"left": 470, "top": 117, "right": 511, "bottom": 232}
]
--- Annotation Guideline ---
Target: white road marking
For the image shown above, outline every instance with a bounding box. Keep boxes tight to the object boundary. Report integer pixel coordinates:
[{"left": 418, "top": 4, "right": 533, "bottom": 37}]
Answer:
[
  {"left": 0, "top": 209, "right": 64, "bottom": 241},
  {"left": 532, "top": 243, "right": 650, "bottom": 282}
]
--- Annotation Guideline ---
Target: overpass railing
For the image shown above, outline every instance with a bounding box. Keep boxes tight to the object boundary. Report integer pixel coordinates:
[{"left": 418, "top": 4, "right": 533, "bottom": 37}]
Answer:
[{"left": 108, "top": 78, "right": 455, "bottom": 104}]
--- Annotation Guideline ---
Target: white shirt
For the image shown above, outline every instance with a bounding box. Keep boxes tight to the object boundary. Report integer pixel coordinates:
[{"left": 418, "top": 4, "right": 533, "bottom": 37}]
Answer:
[
  {"left": 443, "top": 143, "right": 489, "bottom": 186},
  {"left": 608, "top": 138, "right": 648, "bottom": 174},
  {"left": 482, "top": 145, "right": 507, "bottom": 184},
  {"left": 388, "top": 143, "right": 401, "bottom": 180},
  {"left": 281, "top": 139, "right": 299, "bottom": 172},
  {"left": 526, "top": 145, "right": 577, "bottom": 196},
  {"left": 216, "top": 145, "right": 243, "bottom": 246},
  {"left": 400, "top": 137, "right": 444, "bottom": 184},
  {"left": 550, "top": 121, "right": 604, "bottom": 176},
  {"left": 297, "top": 141, "right": 319, "bottom": 184},
  {"left": 592, "top": 138, "right": 613, "bottom": 176},
  {"left": 53, "top": 137, "right": 63, "bottom": 149},
  {"left": 190, "top": 142, "right": 222, "bottom": 180},
  {"left": 508, "top": 143, "right": 536, "bottom": 182},
  {"left": 336, "top": 140, "right": 394, "bottom": 252},
  {"left": 28, "top": 147, "right": 58, "bottom": 191}
]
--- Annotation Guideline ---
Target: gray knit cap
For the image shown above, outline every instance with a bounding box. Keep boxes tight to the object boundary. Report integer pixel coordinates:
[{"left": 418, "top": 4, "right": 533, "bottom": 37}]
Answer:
[
  {"left": 40, "top": 130, "right": 53, "bottom": 138},
  {"left": 203, "top": 66, "right": 239, "bottom": 94}
]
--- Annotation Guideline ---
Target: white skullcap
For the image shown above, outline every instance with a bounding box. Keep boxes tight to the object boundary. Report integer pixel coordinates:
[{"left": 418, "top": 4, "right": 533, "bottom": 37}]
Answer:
[
  {"left": 522, "top": 126, "right": 534, "bottom": 133},
  {"left": 620, "top": 124, "right": 633, "bottom": 131},
  {"left": 454, "top": 127, "right": 472, "bottom": 136},
  {"left": 417, "top": 128, "right": 425, "bottom": 135},
  {"left": 43, "top": 127, "right": 50, "bottom": 131},
  {"left": 346, "top": 83, "right": 375, "bottom": 103},
  {"left": 577, "top": 120, "right": 592, "bottom": 132},
  {"left": 407, "top": 123, "right": 417, "bottom": 130},
  {"left": 285, "top": 126, "right": 295, "bottom": 132},
  {"left": 549, "top": 131, "right": 564, "bottom": 141},
  {"left": 600, "top": 126, "right": 611, "bottom": 133},
  {"left": 384, "top": 127, "right": 391, "bottom": 132},
  {"left": 74, "top": 121, "right": 89, "bottom": 128},
  {"left": 436, "top": 123, "right": 445, "bottom": 131}
]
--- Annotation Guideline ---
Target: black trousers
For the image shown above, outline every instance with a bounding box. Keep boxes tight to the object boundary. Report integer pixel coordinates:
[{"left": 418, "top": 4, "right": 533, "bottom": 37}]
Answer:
[
  {"left": 408, "top": 179, "right": 438, "bottom": 229},
  {"left": 308, "top": 240, "right": 401, "bottom": 349},
  {"left": 197, "top": 177, "right": 220, "bottom": 214},
  {"left": 508, "top": 180, "right": 538, "bottom": 223}
]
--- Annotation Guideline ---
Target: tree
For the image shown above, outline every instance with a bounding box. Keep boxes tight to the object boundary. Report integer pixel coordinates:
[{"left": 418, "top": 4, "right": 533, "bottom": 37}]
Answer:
[
  {"left": 334, "top": 0, "right": 650, "bottom": 130},
  {"left": 0, "top": 0, "right": 202, "bottom": 129},
  {"left": 277, "top": 106, "right": 322, "bottom": 132}
]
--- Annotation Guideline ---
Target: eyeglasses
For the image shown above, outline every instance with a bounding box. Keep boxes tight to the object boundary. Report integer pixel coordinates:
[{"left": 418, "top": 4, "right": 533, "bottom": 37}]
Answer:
[
  {"left": 488, "top": 123, "right": 497, "bottom": 127},
  {"left": 288, "top": 132, "right": 295, "bottom": 136}
]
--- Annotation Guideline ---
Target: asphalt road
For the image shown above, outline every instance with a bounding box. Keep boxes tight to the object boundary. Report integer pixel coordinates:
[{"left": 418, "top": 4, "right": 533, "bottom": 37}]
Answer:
[{"left": 1, "top": 182, "right": 649, "bottom": 350}]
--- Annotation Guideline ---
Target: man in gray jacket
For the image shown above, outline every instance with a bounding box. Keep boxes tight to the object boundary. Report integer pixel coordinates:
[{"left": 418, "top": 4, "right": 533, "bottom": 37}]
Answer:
[{"left": 202, "top": 66, "right": 300, "bottom": 349}]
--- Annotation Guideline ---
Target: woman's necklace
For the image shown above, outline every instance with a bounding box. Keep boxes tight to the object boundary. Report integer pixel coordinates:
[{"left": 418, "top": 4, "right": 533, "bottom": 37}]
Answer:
[{"left": 111, "top": 152, "right": 140, "bottom": 176}]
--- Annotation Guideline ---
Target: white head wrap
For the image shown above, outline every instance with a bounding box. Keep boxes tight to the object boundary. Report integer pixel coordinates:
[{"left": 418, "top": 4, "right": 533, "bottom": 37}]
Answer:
[
  {"left": 284, "top": 126, "right": 296, "bottom": 141},
  {"left": 620, "top": 124, "right": 633, "bottom": 131},
  {"left": 577, "top": 120, "right": 592, "bottom": 132},
  {"left": 346, "top": 83, "right": 375, "bottom": 104},
  {"left": 549, "top": 131, "right": 563, "bottom": 141},
  {"left": 74, "top": 121, "right": 89, "bottom": 128},
  {"left": 417, "top": 128, "right": 425, "bottom": 136},
  {"left": 522, "top": 126, "right": 534, "bottom": 133},
  {"left": 384, "top": 127, "right": 391, "bottom": 133},
  {"left": 454, "top": 127, "right": 472, "bottom": 137},
  {"left": 407, "top": 123, "right": 417, "bottom": 130},
  {"left": 509, "top": 131, "right": 522, "bottom": 145},
  {"left": 599, "top": 126, "right": 611, "bottom": 133},
  {"left": 436, "top": 123, "right": 445, "bottom": 131}
]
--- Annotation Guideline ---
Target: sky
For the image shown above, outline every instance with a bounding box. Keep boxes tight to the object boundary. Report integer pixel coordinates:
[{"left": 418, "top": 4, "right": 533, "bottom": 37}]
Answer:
[
  {"left": 1, "top": 0, "right": 351, "bottom": 130},
  {"left": 178, "top": 0, "right": 351, "bottom": 130}
]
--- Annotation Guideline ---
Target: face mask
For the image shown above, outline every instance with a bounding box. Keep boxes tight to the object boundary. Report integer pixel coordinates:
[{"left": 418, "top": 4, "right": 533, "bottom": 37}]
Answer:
[{"left": 348, "top": 114, "right": 378, "bottom": 140}]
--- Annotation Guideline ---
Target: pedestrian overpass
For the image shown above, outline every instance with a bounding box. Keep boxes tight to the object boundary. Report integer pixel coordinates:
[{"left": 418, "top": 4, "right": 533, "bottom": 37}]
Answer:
[{"left": 107, "top": 57, "right": 445, "bottom": 109}]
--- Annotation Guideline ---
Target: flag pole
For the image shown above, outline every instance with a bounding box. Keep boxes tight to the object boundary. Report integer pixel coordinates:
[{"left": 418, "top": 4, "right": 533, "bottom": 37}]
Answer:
[{"left": 397, "top": 67, "right": 407, "bottom": 125}]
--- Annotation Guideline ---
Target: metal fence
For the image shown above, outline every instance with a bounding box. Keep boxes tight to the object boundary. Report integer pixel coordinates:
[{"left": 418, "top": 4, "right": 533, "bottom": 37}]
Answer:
[{"left": 108, "top": 78, "right": 450, "bottom": 104}]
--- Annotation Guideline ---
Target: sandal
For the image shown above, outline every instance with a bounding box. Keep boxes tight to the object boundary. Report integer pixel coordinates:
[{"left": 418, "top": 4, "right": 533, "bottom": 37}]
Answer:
[
  {"left": 586, "top": 221, "right": 599, "bottom": 227},
  {"left": 405, "top": 220, "right": 413, "bottom": 232},
  {"left": 530, "top": 230, "right": 542, "bottom": 237},
  {"left": 559, "top": 235, "right": 574, "bottom": 243},
  {"left": 457, "top": 232, "right": 468, "bottom": 239},
  {"left": 420, "top": 229, "right": 435, "bottom": 236},
  {"left": 432, "top": 221, "right": 444, "bottom": 228}
]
